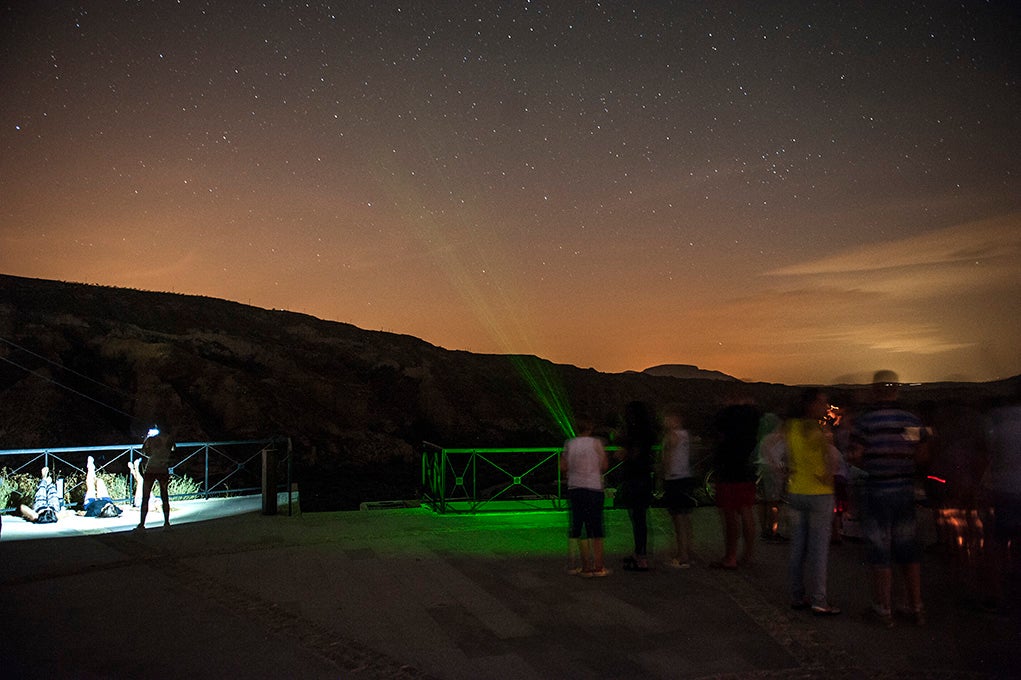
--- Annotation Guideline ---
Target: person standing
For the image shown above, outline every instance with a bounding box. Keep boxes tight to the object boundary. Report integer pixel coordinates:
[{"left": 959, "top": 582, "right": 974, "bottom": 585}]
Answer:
[
  {"left": 757, "top": 413, "right": 789, "bottom": 543},
  {"left": 561, "top": 415, "right": 609, "bottom": 577},
  {"left": 711, "top": 391, "right": 760, "bottom": 569},
  {"left": 786, "top": 388, "right": 840, "bottom": 615},
  {"left": 982, "top": 389, "right": 1021, "bottom": 611},
  {"left": 617, "top": 401, "right": 657, "bottom": 571},
  {"left": 135, "top": 425, "right": 174, "bottom": 531},
  {"left": 660, "top": 408, "right": 695, "bottom": 568},
  {"left": 850, "top": 371, "right": 929, "bottom": 626}
]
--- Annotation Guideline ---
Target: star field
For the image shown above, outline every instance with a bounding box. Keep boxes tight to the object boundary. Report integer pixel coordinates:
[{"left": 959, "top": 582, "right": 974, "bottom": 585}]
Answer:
[{"left": 2, "top": 2, "right": 1019, "bottom": 384}]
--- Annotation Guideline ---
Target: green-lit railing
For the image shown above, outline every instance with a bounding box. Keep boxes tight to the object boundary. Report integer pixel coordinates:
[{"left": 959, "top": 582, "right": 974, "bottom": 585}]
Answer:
[
  {"left": 421, "top": 441, "right": 720, "bottom": 514},
  {"left": 421, "top": 443, "right": 630, "bottom": 514}
]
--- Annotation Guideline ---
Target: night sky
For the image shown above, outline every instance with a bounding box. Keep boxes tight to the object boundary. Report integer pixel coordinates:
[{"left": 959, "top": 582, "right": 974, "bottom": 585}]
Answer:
[{"left": 2, "top": 2, "right": 1019, "bottom": 385}]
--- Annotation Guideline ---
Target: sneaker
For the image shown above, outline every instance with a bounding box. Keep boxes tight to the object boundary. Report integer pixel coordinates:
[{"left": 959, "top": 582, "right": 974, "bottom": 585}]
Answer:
[
  {"left": 581, "top": 568, "right": 610, "bottom": 578},
  {"left": 566, "top": 566, "right": 583, "bottom": 575},
  {"left": 811, "top": 604, "right": 842, "bottom": 616},
  {"left": 666, "top": 558, "right": 691, "bottom": 569}
]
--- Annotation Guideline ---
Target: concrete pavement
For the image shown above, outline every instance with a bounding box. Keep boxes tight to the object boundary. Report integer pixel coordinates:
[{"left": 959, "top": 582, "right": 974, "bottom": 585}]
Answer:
[{"left": 2, "top": 500, "right": 1017, "bottom": 679}]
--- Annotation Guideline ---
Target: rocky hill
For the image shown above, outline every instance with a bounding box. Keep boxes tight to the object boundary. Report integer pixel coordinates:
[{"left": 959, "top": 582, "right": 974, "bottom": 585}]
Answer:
[
  {"left": 642, "top": 364, "right": 738, "bottom": 381},
  {"left": 1, "top": 274, "right": 1016, "bottom": 509}
]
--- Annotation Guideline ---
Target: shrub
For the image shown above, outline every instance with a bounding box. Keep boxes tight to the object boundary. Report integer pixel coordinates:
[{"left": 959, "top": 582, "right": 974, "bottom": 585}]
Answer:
[
  {"left": 1, "top": 469, "right": 57, "bottom": 511},
  {"left": 1, "top": 467, "right": 202, "bottom": 511},
  {"left": 168, "top": 474, "right": 201, "bottom": 500}
]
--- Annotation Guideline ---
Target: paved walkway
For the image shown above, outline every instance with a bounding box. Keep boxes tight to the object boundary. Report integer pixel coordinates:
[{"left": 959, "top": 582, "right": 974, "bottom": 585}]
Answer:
[{"left": 2, "top": 501, "right": 1017, "bottom": 679}]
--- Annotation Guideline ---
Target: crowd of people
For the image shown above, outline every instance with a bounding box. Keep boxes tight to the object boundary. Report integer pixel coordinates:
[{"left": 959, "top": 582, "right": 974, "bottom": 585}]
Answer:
[{"left": 559, "top": 370, "right": 1020, "bottom": 626}]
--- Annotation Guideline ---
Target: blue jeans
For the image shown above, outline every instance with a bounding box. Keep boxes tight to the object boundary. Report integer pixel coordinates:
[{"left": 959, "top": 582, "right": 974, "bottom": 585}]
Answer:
[{"left": 787, "top": 493, "right": 834, "bottom": 607}]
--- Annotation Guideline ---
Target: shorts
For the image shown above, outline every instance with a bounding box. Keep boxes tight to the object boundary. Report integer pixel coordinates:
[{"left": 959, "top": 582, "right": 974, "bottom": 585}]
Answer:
[
  {"left": 664, "top": 478, "right": 697, "bottom": 515},
  {"left": 861, "top": 485, "right": 919, "bottom": 566},
  {"left": 568, "top": 487, "right": 605, "bottom": 539},
  {"left": 716, "top": 481, "right": 756, "bottom": 511}
]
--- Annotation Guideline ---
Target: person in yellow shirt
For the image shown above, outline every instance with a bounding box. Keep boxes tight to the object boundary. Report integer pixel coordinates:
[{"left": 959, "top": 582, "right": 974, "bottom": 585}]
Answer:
[{"left": 786, "top": 388, "right": 840, "bottom": 615}]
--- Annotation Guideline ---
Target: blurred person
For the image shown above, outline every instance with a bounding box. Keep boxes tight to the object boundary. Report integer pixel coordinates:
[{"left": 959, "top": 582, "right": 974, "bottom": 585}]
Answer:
[
  {"left": 982, "top": 390, "right": 1021, "bottom": 611},
  {"left": 850, "top": 370, "right": 930, "bottom": 627},
  {"left": 833, "top": 407, "right": 866, "bottom": 542},
  {"left": 660, "top": 407, "right": 695, "bottom": 568},
  {"left": 617, "top": 401, "right": 657, "bottom": 571},
  {"left": 828, "top": 432, "right": 850, "bottom": 545},
  {"left": 134, "top": 425, "right": 174, "bottom": 531},
  {"left": 786, "top": 388, "right": 841, "bottom": 615},
  {"left": 710, "top": 390, "right": 760, "bottom": 569},
  {"left": 826, "top": 405, "right": 851, "bottom": 544},
  {"left": 560, "top": 414, "right": 610, "bottom": 577},
  {"left": 924, "top": 400, "right": 988, "bottom": 595},
  {"left": 757, "top": 413, "right": 788, "bottom": 543}
]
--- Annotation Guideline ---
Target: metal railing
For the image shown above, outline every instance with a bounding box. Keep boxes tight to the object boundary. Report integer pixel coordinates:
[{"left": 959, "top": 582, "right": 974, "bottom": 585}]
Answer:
[
  {"left": 421, "top": 442, "right": 634, "bottom": 514},
  {"left": 421, "top": 441, "right": 722, "bottom": 514},
  {"left": 1, "top": 438, "right": 291, "bottom": 512}
]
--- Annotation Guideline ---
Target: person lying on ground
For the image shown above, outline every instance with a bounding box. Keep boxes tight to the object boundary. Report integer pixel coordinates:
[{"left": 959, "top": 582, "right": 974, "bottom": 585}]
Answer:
[
  {"left": 82, "top": 456, "right": 122, "bottom": 518},
  {"left": 15, "top": 467, "right": 61, "bottom": 523}
]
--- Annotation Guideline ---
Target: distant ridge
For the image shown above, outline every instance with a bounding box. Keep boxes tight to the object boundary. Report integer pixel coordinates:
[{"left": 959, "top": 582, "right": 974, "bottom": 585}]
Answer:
[{"left": 641, "top": 364, "right": 738, "bottom": 381}]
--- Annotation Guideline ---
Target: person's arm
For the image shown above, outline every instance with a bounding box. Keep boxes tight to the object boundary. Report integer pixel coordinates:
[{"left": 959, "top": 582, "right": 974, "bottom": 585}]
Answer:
[{"left": 559, "top": 442, "right": 570, "bottom": 473}]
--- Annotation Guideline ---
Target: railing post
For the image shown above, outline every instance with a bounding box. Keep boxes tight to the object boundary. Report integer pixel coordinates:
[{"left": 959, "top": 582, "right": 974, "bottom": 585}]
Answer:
[
  {"left": 262, "top": 443, "right": 278, "bottom": 515},
  {"left": 204, "top": 444, "right": 210, "bottom": 500},
  {"left": 285, "top": 437, "right": 294, "bottom": 517},
  {"left": 440, "top": 447, "right": 447, "bottom": 514}
]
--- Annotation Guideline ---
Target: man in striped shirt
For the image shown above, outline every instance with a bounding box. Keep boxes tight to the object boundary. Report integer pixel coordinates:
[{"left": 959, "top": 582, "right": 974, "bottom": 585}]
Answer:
[{"left": 850, "top": 370, "right": 930, "bottom": 627}]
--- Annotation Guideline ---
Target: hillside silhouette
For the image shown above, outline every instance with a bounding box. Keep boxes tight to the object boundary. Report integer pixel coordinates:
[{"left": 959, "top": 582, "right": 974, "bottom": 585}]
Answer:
[{"left": 1, "top": 274, "right": 1016, "bottom": 509}]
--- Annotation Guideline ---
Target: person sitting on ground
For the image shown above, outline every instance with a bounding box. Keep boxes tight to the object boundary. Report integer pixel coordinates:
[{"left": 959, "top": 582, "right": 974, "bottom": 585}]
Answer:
[
  {"left": 82, "top": 456, "right": 122, "bottom": 518},
  {"left": 15, "top": 467, "right": 61, "bottom": 523}
]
